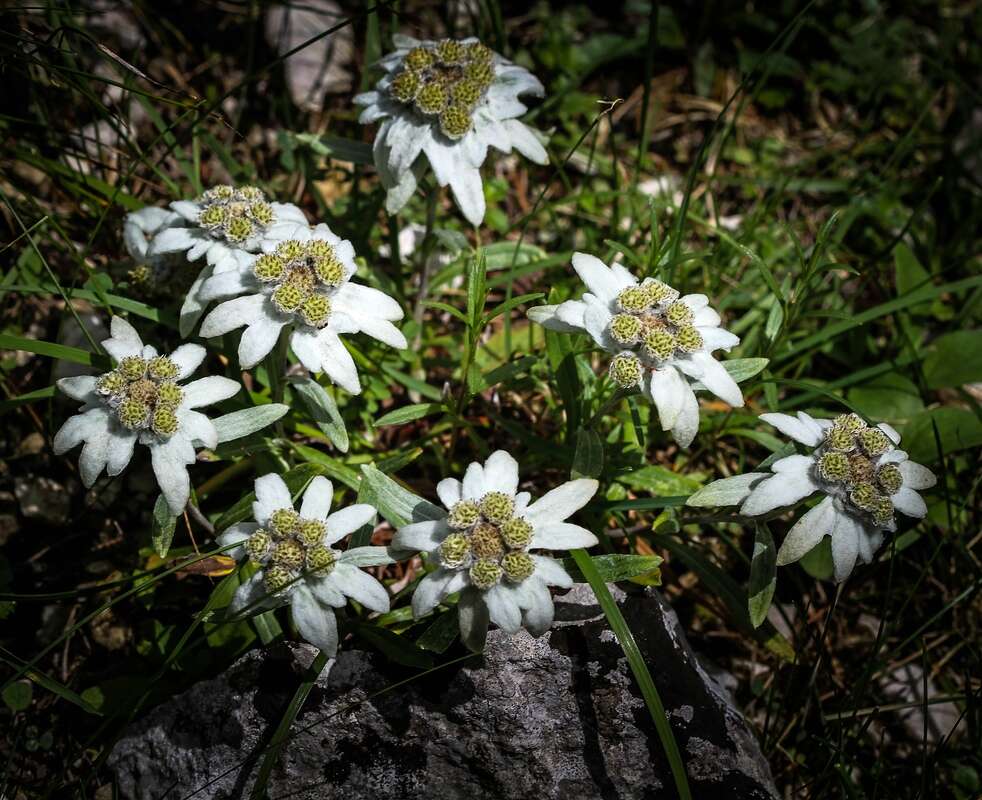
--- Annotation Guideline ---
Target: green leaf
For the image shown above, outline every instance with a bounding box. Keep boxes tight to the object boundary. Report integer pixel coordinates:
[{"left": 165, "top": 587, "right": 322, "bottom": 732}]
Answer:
[
  {"left": 847, "top": 373, "right": 924, "bottom": 422},
  {"left": 561, "top": 553, "right": 663, "bottom": 584},
  {"left": 476, "top": 355, "right": 537, "bottom": 392},
  {"left": 289, "top": 132, "right": 374, "bottom": 164},
  {"left": 423, "top": 301, "right": 469, "bottom": 325},
  {"left": 0, "top": 385, "right": 56, "bottom": 413},
  {"left": 799, "top": 536, "right": 834, "bottom": 581},
  {"left": 151, "top": 494, "right": 178, "bottom": 559},
  {"left": 619, "top": 465, "right": 703, "bottom": 495},
  {"left": 569, "top": 550, "right": 691, "bottom": 800},
  {"left": 214, "top": 463, "right": 324, "bottom": 532},
  {"left": 722, "top": 358, "right": 770, "bottom": 384},
  {"left": 0, "top": 333, "right": 109, "bottom": 368},
  {"left": 289, "top": 444, "right": 360, "bottom": 490},
  {"left": 748, "top": 524, "right": 776, "bottom": 628},
  {"left": 212, "top": 404, "right": 288, "bottom": 444},
  {"left": 903, "top": 407, "right": 982, "bottom": 463},
  {"left": 352, "top": 623, "right": 435, "bottom": 669},
  {"left": 358, "top": 464, "right": 444, "bottom": 530},
  {"left": 894, "top": 243, "right": 931, "bottom": 306},
  {"left": 923, "top": 331, "right": 982, "bottom": 390},
  {"left": 466, "top": 250, "right": 488, "bottom": 326},
  {"left": 416, "top": 607, "right": 460, "bottom": 653},
  {"left": 375, "top": 403, "right": 445, "bottom": 427},
  {"left": 482, "top": 292, "right": 545, "bottom": 325},
  {"left": 778, "top": 274, "right": 982, "bottom": 363},
  {"left": 572, "top": 428, "right": 604, "bottom": 479},
  {"left": 2, "top": 679, "right": 33, "bottom": 712},
  {"left": 290, "top": 377, "right": 349, "bottom": 452}
]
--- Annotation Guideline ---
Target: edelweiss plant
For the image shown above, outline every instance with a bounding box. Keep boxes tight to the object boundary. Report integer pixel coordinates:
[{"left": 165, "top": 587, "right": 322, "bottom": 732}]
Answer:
[
  {"left": 391, "top": 451, "right": 598, "bottom": 651},
  {"left": 52, "top": 317, "right": 241, "bottom": 514},
  {"left": 218, "top": 474, "right": 392, "bottom": 655},
  {"left": 529, "top": 252, "right": 744, "bottom": 447},
  {"left": 122, "top": 206, "right": 196, "bottom": 298},
  {"left": 197, "top": 223, "right": 407, "bottom": 394},
  {"left": 139, "top": 185, "right": 309, "bottom": 335},
  {"left": 355, "top": 35, "right": 548, "bottom": 225},
  {"left": 688, "top": 411, "right": 936, "bottom": 581}
]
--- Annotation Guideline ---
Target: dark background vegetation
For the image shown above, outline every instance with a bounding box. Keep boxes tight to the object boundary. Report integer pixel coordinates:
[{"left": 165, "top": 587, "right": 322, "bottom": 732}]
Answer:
[{"left": 1, "top": 0, "right": 980, "bottom": 797}]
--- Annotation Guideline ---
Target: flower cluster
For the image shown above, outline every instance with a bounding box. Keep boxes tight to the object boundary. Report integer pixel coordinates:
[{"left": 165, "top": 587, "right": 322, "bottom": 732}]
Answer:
[
  {"left": 53, "top": 317, "right": 241, "bottom": 514},
  {"left": 355, "top": 35, "right": 548, "bottom": 225},
  {"left": 198, "top": 224, "right": 407, "bottom": 392},
  {"left": 193, "top": 185, "right": 276, "bottom": 247},
  {"left": 219, "top": 475, "right": 392, "bottom": 656},
  {"left": 142, "top": 184, "right": 308, "bottom": 335},
  {"left": 391, "top": 451, "right": 598, "bottom": 652},
  {"left": 530, "top": 253, "right": 744, "bottom": 447},
  {"left": 44, "top": 31, "right": 942, "bottom": 664},
  {"left": 688, "top": 411, "right": 936, "bottom": 581}
]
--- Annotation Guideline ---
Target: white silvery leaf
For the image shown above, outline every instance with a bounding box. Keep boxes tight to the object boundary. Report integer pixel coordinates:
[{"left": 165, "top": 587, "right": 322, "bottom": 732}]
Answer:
[
  {"left": 687, "top": 473, "right": 771, "bottom": 508},
  {"left": 212, "top": 404, "right": 289, "bottom": 444}
]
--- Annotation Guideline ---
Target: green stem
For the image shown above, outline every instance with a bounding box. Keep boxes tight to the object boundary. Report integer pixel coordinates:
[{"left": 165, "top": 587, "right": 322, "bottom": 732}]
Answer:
[
  {"left": 249, "top": 650, "right": 330, "bottom": 799},
  {"left": 267, "top": 328, "right": 290, "bottom": 440},
  {"left": 570, "top": 550, "right": 692, "bottom": 800}
]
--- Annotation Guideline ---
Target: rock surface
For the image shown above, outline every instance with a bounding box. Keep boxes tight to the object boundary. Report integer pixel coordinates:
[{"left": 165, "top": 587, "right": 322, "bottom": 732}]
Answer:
[{"left": 108, "top": 586, "right": 778, "bottom": 799}]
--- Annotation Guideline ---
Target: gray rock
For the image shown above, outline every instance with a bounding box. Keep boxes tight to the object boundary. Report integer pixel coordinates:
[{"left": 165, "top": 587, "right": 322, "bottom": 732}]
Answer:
[
  {"left": 14, "top": 476, "right": 71, "bottom": 526},
  {"left": 108, "top": 585, "right": 778, "bottom": 799}
]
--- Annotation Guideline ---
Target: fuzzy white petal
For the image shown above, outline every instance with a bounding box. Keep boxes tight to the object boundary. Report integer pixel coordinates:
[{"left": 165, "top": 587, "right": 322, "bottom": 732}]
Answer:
[
  {"left": 298, "top": 476, "right": 333, "bottom": 521},
  {"left": 760, "top": 412, "right": 824, "bottom": 447},
  {"left": 690, "top": 351, "right": 744, "bottom": 406},
  {"left": 412, "top": 569, "right": 454, "bottom": 618},
  {"left": 649, "top": 366, "right": 686, "bottom": 432},
  {"left": 457, "top": 587, "right": 490, "bottom": 652},
  {"left": 670, "top": 381, "right": 701, "bottom": 448},
  {"left": 531, "top": 555, "right": 574, "bottom": 588},
  {"left": 333, "top": 562, "right": 389, "bottom": 613},
  {"left": 485, "top": 584, "right": 522, "bottom": 634},
  {"left": 831, "top": 511, "right": 862, "bottom": 583},
  {"left": 149, "top": 438, "right": 191, "bottom": 514},
  {"left": 106, "top": 428, "right": 138, "bottom": 477},
  {"left": 571, "top": 252, "right": 631, "bottom": 303},
  {"left": 391, "top": 519, "right": 450, "bottom": 553},
  {"left": 436, "top": 478, "right": 462, "bottom": 509},
  {"left": 461, "top": 462, "right": 486, "bottom": 500},
  {"left": 898, "top": 460, "right": 936, "bottom": 490},
  {"left": 740, "top": 456, "right": 820, "bottom": 516},
  {"left": 103, "top": 316, "right": 144, "bottom": 361},
  {"left": 891, "top": 487, "right": 927, "bottom": 518},
  {"left": 324, "top": 504, "right": 377, "bottom": 544},
  {"left": 181, "top": 376, "right": 240, "bottom": 409},
  {"left": 199, "top": 294, "right": 266, "bottom": 339},
  {"left": 776, "top": 496, "right": 836, "bottom": 566},
  {"left": 524, "top": 479, "right": 598, "bottom": 528},
  {"left": 482, "top": 450, "right": 520, "bottom": 497},
  {"left": 291, "top": 586, "right": 339, "bottom": 655},
  {"left": 530, "top": 522, "right": 598, "bottom": 550},
  {"left": 252, "top": 473, "right": 293, "bottom": 524}
]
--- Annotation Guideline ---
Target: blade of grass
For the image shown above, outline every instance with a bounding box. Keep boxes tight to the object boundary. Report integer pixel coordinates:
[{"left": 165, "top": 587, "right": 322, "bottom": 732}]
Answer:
[{"left": 569, "top": 548, "right": 692, "bottom": 800}]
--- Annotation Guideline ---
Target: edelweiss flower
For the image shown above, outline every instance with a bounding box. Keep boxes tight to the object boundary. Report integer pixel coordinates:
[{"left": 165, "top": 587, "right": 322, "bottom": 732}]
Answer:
[
  {"left": 123, "top": 207, "right": 196, "bottom": 298},
  {"left": 197, "top": 223, "right": 407, "bottom": 394},
  {"left": 145, "top": 185, "right": 309, "bottom": 335},
  {"left": 391, "top": 451, "right": 598, "bottom": 652},
  {"left": 354, "top": 35, "right": 548, "bottom": 225},
  {"left": 52, "top": 317, "right": 240, "bottom": 514},
  {"left": 218, "top": 474, "right": 392, "bottom": 655},
  {"left": 688, "top": 411, "right": 936, "bottom": 581},
  {"left": 528, "top": 252, "right": 744, "bottom": 447}
]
